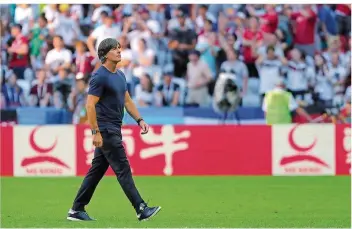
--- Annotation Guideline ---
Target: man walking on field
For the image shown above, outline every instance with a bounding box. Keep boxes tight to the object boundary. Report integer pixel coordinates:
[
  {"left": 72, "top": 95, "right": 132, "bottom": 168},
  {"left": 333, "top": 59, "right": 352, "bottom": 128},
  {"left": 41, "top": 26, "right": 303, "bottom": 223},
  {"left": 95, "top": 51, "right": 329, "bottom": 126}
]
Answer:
[{"left": 67, "top": 38, "right": 161, "bottom": 221}]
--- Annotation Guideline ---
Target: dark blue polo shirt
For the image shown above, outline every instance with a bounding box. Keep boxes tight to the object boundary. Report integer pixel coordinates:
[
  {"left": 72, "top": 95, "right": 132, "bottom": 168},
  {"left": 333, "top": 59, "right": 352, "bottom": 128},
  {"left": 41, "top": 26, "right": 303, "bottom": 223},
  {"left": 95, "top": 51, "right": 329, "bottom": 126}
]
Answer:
[{"left": 88, "top": 66, "right": 127, "bottom": 133}]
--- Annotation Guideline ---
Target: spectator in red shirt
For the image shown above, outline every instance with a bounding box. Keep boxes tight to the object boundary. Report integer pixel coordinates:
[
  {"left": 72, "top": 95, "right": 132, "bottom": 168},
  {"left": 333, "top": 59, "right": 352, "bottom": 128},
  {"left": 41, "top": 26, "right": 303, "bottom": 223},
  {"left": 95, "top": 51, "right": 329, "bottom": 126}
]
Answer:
[
  {"left": 7, "top": 24, "right": 30, "bottom": 80},
  {"left": 290, "top": 5, "right": 317, "bottom": 57},
  {"left": 242, "top": 17, "right": 263, "bottom": 77},
  {"left": 73, "top": 40, "right": 95, "bottom": 75},
  {"left": 260, "top": 4, "right": 278, "bottom": 34},
  {"left": 29, "top": 68, "right": 53, "bottom": 107}
]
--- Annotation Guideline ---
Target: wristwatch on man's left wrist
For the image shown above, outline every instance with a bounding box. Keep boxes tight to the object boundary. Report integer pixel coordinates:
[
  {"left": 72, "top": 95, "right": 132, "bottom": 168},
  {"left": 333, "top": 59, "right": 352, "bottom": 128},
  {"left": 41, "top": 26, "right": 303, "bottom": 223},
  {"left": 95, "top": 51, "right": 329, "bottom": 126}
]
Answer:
[
  {"left": 136, "top": 118, "right": 144, "bottom": 125},
  {"left": 91, "top": 129, "right": 100, "bottom": 135}
]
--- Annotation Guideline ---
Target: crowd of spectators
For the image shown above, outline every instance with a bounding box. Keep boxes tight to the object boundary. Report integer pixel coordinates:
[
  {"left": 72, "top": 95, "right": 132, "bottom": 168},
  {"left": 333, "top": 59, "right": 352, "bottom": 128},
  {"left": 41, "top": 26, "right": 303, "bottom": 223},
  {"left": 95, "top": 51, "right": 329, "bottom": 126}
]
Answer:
[{"left": 0, "top": 4, "right": 351, "bottom": 123}]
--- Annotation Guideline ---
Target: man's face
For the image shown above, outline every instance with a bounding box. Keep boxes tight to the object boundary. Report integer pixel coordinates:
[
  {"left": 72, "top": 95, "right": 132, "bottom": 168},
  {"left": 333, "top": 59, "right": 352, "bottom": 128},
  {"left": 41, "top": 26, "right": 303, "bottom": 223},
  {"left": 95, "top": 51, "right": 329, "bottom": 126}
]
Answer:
[
  {"left": 37, "top": 70, "right": 46, "bottom": 82},
  {"left": 141, "top": 11, "right": 149, "bottom": 21},
  {"left": 163, "top": 75, "right": 172, "bottom": 85},
  {"left": 330, "top": 39, "right": 340, "bottom": 51},
  {"left": 38, "top": 17, "right": 46, "bottom": 27},
  {"left": 189, "top": 53, "right": 199, "bottom": 63},
  {"left": 331, "top": 53, "right": 340, "bottom": 66},
  {"left": 226, "top": 34, "right": 235, "bottom": 47},
  {"left": 291, "top": 49, "right": 301, "bottom": 61},
  {"left": 75, "top": 43, "right": 85, "bottom": 53},
  {"left": 104, "top": 16, "right": 114, "bottom": 27},
  {"left": 314, "top": 54, "right": 324, "bottom": 66},
  {"left": 267, "top": 49, "right": 275, "bottom": 59},
  {"left": 53, "top": 37, "right": 63, "bottom": 49},
  {"left": 177, "top": 15, "right": 186, "bottom": 26},
  {"left": 249, "top": 18, "right": 258, "bottom": 30},
  {"left": 11, "top": 27, "right": 20, "bottom": 37},
  {"left": 198, "top": 6, "right": 207, "bottom": 16},
  {"left": 106, "top": 45, "right": 122, "bottom": 63},
  {"left": 204, "top": 20, "right": 212, "bottom": 32}
]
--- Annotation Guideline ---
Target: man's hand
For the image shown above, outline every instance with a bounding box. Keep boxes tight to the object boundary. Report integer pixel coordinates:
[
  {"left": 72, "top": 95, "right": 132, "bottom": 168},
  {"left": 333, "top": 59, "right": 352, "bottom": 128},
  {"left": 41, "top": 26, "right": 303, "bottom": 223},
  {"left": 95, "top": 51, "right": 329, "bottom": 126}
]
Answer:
[
  {"left": 139, "top": 120, "right": 149, "bottom": 135},
  {"left": 93, "top": 132, "right": 103, "bottom": 147}
]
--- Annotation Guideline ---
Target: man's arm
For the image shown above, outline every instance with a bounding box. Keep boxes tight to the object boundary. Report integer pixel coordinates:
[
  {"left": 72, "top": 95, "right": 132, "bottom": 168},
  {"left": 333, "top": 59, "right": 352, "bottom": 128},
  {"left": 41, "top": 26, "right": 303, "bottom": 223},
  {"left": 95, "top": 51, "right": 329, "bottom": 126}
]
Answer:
[
  {"left": 125, "top": 91, "right": 149, "bottom": 134},
  {"left": 86, "top": 95, "right": 100, "bottom": 130},
  {"left": 289, "top": 94, "right": 313, "bottom": 122},
  {"left": 87, "top": 33, "right": 97, "bottom": 57},
  {"left": 86, "top": 74, "right": 104, "bottom": 130},
  {"left": 9, "top": 43, "right": 29, "bottom": 55},
  {"left": 124, "top": 91, "right": 142, "bottom": 121},
  {"left": 295, "top": 107, "right": 313, "bottom": 122}
]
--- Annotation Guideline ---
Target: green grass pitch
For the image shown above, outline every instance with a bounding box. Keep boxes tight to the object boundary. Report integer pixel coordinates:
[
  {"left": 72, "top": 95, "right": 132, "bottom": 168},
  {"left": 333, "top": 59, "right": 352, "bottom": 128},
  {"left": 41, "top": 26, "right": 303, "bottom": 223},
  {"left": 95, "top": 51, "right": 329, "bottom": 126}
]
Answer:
[{"left": 0, "top": 176, "right": 350, "bottom": 228}]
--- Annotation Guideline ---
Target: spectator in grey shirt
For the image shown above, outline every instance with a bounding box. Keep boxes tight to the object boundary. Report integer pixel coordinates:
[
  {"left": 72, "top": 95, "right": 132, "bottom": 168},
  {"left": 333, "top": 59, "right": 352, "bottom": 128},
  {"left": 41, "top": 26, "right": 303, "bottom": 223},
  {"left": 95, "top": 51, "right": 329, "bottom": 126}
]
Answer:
[{"left": 219, "top": 49, "right": 248, "bottom": 95}]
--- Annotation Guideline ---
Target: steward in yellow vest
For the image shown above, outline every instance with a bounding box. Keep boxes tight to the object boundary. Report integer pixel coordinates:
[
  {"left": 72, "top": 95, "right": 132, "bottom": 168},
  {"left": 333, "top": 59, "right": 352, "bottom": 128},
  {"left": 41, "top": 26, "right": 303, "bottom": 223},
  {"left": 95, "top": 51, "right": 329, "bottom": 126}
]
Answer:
[{"left": 262, "top": 79, "right": 313, "bottom": 125}]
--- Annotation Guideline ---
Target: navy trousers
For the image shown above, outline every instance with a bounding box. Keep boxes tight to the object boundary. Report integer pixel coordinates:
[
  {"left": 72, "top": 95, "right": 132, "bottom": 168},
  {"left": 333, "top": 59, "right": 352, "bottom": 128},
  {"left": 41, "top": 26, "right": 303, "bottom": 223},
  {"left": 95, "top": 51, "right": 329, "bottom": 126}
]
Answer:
[{"left": 72, "top": 130, "right": 144, "bottom": 212}]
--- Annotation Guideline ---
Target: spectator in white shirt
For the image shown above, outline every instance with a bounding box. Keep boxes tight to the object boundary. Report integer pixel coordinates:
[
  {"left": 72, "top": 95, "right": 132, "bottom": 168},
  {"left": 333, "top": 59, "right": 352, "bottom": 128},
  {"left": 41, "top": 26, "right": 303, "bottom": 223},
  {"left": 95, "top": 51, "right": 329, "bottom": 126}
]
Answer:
[
  {"left": 256, "top": 45, "right": 287, "bottom": 99},
  {"left": 312, "top": 54, "right": 334, "bottom": 107},
  {"left": 135, "top": 73, "right": 154, "bottom": 107},
  {"left": 220, "top": 49, "right": 248, "bottom": 96},
  {"left": 14, "top": 4, "right": 34, "bottom": 36},
  {"left": 328, "top": 53, "right": 348, "bottom": 106},
  {"left": 91, "top": 4, "right": 112, "bottom": 24},
  {"left": 285, "top": 48, "right": 314, "bottom": 105},
  {"left": 156, "top": 72, "right": 180, "bottom": 107},
  {"left": 132, "top": 38, "right": 155, "bottom": 78},
  {"left": 54, "top": 4, "right": 80, "bottom": 51},
  {"left": 87, "top": 12, "right": 121, "bottom": 57},
  {"left": 257, "top": 34, "right": 284, "bottom": 59},
  {"left": 195, "top": 5, "right": 217, "bottom": 33},
  {"left": 116, "top": 35, "right": 133, "bottom": 80},
  {"left": 186, "top": 50, "right": 212, "bottom": 106},
  {"left": 167, "top": 8, "right": 194, "bottom": 32},
  {"left": 122, "top": 14, "right": 152, "bottom": 53},
  {"left": 43, "top": 4, "right": 59, "bottom": 31},
  {"left": 45, "top": 35, "right": 72, "bottom": 77},
  {"left": 322, "top": 37, "right": 346, "bottom": 66}
]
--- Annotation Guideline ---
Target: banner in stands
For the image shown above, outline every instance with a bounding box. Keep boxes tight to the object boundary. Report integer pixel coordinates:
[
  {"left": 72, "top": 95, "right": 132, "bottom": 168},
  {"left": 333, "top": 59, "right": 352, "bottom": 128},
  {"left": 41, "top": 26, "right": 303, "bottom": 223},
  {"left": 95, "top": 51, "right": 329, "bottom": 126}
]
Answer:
[{"left": 0, "top": 124, "right": 349, "bottom": 176}]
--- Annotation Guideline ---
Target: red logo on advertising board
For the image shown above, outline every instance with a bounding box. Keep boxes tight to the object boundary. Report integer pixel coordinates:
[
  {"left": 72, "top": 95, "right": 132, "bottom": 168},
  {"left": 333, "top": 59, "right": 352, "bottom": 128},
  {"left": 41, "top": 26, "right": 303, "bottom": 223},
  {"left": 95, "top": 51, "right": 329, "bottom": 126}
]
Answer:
[
  {"left": 21, "top": 127, "right": 70, "bottom": 168},
  {"left": 280, "top": 125, "right": 329, "bottom": 167}
]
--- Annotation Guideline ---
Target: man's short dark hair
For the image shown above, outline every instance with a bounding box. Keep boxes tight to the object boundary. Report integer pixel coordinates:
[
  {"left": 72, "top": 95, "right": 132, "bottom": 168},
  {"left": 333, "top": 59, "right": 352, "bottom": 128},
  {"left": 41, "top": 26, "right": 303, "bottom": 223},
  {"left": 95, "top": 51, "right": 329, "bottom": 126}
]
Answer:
[
  {"left": 98, "top": 38, "right": 119, "bottom": 63},
  {"left": 12, "top": 23, "right": 22, "bottom": 31},
  {"left": 100, "top": 10, "right": 109, "bottom": 17},
  {"left": 53, "top": 35, "right": 64, "bottom": 41},
  {"left": 39, "top": 13, "right": 48, "bottom": 23},
  {"left": 199, "top": 4, "right": 208, "bottom": 10}
]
